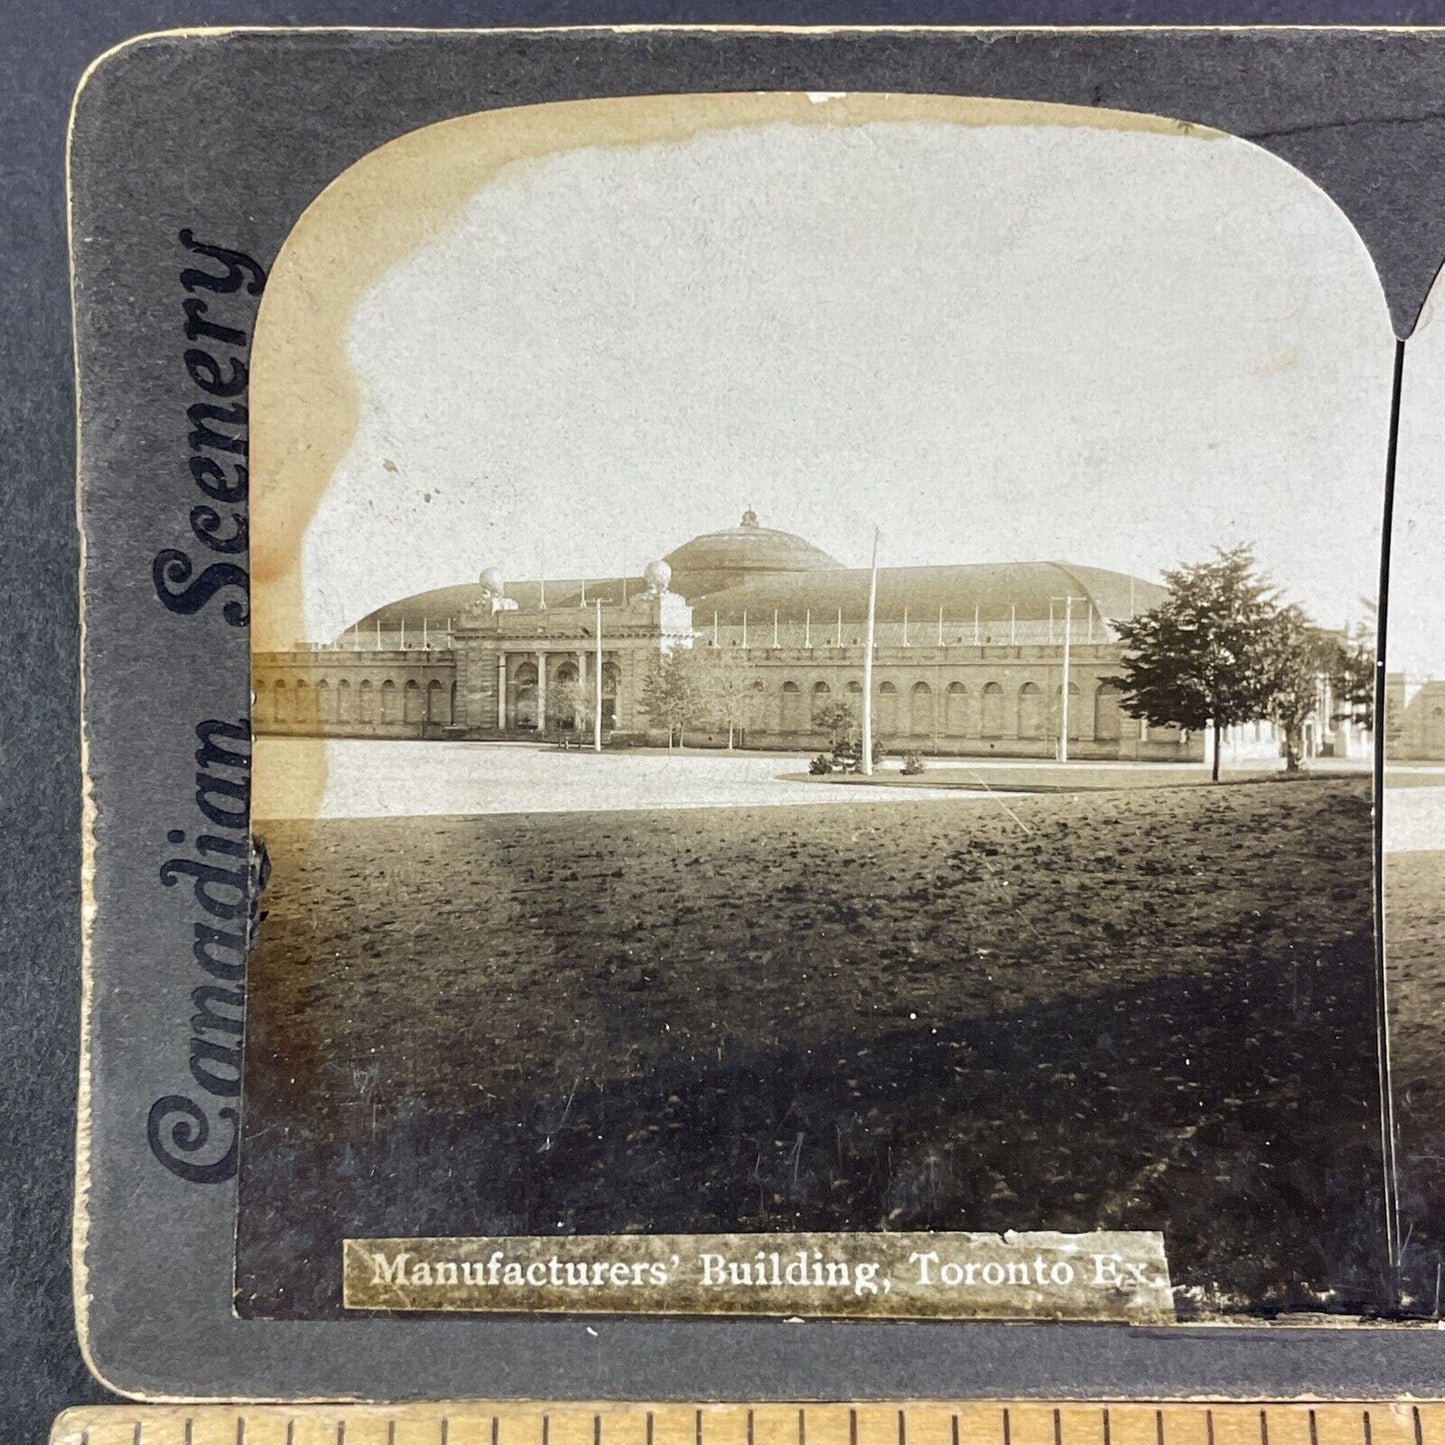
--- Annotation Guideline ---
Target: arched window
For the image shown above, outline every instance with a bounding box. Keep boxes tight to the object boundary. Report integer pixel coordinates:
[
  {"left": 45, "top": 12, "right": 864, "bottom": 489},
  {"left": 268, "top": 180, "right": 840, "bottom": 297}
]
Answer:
[
  {"left": 450, "top": 681, "right": 458, "bottom": 726},
  {"left": 1093, "top": 683, "right": 1123, "bottom": 742},
  {"left": 1017, "top": 682, "right": 1043, "bottom": 739},
  {"left": 1055, "top": 680, "right": 1082, "bottom": 740},
  {"left": 380, "top": 678, "right": 398, "bottom": 722},
  {"left": 847, "top": 680, "right": 862, "bottom": 695},
  {"left": 337, "top": 678, "right": 353, "bottom": 723},
  {"left": 358, "top": 679, "right": 375, "bottom": 723},
  {"left": 295, "top": 678, "right": 311, "bottom": 723},
  {"left": 1426, "top": 705, "right": 1445, "bottom": 754},
  {"left": 514, "top": 683, "right": 537, "bottom": 730},
  {"left": 601, "top": 662, "right": 620, "bottom": 728},
  {"left": 427, "top": 678, "right": 446, "bottom": 725},
  {"left": 877, "top": 680, "right": 899, "bottom": 736},
  {"left": 910, "top": 680, "right": 934, "bottom": 737},
  {"left": 945, "top": 681, "right": 967, "bottom": 736},
  {"left": 404, "top": 678, "right": 424, "bottom": 724},
  {"left": 273, "top": 680, "right": 289, "bottom": 722},
  {"left": 780, "top": 680, "right": 803, "bottom": 732},
  {"left": 811, "top": 680, "right": 831, "bottom": 725},
  {"left": 981, "top": 681, "right": 1004, "bottom": 737},
  {"left": 316, "top": 679, "right": 334, "bottom": 722}
]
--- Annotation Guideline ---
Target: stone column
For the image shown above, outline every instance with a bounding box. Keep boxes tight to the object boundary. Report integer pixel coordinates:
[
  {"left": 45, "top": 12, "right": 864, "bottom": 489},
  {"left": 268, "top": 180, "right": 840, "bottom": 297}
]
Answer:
[
  {"left": 497, "top": 652, "right": 508, "bottom": 730},
  {"left": 536, "top": 649, "right": 547, "bottom": 732}
]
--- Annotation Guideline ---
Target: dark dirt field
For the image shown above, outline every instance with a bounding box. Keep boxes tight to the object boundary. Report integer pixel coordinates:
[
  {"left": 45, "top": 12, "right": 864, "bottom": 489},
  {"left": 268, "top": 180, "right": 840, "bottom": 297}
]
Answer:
[
  {"left": 1386, "top": 849, "right": 1445, "bottom": 1314},
  {"left": 236, "top": 778, "right": 1384, "bottom": 1320}
]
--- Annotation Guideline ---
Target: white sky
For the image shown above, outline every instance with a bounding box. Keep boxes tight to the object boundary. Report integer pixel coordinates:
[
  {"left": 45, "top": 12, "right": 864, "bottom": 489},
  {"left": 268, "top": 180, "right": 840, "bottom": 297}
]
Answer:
[
  {"left": 302, "top": 118, "right": 1396, "bottom": 644},
  {"left": 1391, "top": 276, "right": 1445, "bottom": 678}
]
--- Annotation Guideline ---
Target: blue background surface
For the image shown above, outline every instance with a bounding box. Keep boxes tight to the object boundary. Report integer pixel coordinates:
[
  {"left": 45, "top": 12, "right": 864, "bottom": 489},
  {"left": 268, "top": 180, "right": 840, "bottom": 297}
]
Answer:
[{"left": 9, "top": 3, "right": 1445, "bottom": 1440}]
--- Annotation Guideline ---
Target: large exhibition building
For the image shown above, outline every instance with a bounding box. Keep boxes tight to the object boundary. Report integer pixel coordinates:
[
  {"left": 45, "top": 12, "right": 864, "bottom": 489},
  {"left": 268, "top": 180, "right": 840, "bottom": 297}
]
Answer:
[{"left": 252, "top": 511, "right": 1357, "bottom": 763}]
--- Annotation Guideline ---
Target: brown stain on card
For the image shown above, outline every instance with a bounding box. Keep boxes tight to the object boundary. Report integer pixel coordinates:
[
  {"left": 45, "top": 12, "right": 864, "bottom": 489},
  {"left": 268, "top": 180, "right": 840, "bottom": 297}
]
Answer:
[{"left": 250, "top": 92, "right": 1221, "bottom": 820}]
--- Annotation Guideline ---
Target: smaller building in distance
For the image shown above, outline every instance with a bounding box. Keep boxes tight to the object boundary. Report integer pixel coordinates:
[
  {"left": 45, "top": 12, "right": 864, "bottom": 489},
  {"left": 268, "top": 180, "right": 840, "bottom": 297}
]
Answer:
[
  {"left": 253, "top": 511, "right": 1361, "bottom": 764},
  {"left": 1386, "top": 675, "right": 1445, "bottom": 761}
]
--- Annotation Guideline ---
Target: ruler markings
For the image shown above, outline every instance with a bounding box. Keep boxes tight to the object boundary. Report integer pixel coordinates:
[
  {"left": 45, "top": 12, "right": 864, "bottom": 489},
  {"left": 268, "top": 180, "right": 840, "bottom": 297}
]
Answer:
[{"left": 49, "top": 1405, "right": 1445, "bottom": 1445}]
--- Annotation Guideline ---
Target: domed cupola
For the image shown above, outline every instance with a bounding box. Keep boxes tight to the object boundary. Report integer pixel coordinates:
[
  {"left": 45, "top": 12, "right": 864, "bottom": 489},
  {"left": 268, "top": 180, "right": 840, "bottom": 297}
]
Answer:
[{"left": 664, "top": 510, "right": 843, "bottom": 599}]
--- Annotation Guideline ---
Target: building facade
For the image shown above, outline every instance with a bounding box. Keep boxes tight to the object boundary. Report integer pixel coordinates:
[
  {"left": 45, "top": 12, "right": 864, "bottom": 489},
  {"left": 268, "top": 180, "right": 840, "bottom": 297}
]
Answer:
[
  {"left": 1386, "top": 675, "right": 1445, "bottom": 760},
  {"left": 253, "top": 512, "right": 1358, "bottom": 762}
]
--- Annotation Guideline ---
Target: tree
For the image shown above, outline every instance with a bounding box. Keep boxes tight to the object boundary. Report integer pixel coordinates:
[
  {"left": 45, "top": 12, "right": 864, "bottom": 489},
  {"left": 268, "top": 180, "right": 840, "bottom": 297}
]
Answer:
[
  {"left": 552, "top": 674, "right": 600, "bottom": 735},
  {"left": 1328, "top": 598, "right": 1377, "bottom": 733},
  {"left": 637, "top": 649, "right": 706, "bottom": 749},
  {"left": 693, "top": 646, "right": 762, "bottom": 749},
  {"left": 813, "top": 698, "right": 858, "bottom": 750},
  {"left": 1261, "top": 604, "right": 1333, "bottom": 772},
  {"left": 1112, "top": 546, "right": 1280, "bottom": 782}
]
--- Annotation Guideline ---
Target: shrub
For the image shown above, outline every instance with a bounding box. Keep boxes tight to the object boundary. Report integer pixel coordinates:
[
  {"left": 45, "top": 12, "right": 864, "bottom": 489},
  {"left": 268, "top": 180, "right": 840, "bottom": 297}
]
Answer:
[
  {"left": 902, "top": 750, "right": 926, "bottom": 775},
  {"left": 809, "top": 753, "right": 834, "bottom": 776}
]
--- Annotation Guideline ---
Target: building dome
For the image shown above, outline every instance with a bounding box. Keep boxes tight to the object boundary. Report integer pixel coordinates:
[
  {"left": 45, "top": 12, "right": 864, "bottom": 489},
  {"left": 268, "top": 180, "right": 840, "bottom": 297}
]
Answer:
[
  {"left": 664, "top": 511, "right": 843, "bottom": 598},
  {"left": 479, "top": 566, "right": 505, "bottom": 594},
  {"left": 644, "top": 559, "right": 672, "bottom": 594}
]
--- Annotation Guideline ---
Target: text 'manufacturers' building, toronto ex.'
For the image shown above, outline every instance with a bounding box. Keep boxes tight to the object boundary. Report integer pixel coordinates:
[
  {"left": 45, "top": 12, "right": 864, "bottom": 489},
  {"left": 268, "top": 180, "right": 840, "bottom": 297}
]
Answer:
[{"left": 253, "top": 511, "right": 1363, "bottom": 764}]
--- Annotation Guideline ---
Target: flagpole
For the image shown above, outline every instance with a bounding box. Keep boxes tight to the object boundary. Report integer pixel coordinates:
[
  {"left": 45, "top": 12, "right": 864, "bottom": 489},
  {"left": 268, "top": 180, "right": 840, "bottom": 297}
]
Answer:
[
  {"left": 861, "top": 528, "right": 879, "bottom": 777},
  {"left": 594, "top": 598, "right": 604, "bottom": 753},
  {"left": 1060, "top": 594, "right": 1074, "bottom": 764}
]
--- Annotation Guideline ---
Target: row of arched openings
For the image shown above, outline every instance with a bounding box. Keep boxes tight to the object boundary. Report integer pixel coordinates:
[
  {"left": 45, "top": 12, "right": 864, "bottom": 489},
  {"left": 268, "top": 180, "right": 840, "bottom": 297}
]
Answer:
[
  {"left": 253, "top": 677, "right": 456, "bottom": 726},
  {"left": 775, "top": 678, "right": 1125, "bottom": 739}
]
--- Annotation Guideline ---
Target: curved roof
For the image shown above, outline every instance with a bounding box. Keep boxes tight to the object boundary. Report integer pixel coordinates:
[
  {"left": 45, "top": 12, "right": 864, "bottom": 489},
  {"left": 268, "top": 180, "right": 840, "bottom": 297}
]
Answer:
[
  {"left": 685, "top": 561, "right": 1164, "bottom": 626},
  {"left": 664, "top": 510, "right": 843, "bottom": 595},
  {"left": 351, "top": 559, "right": 1162, "bottom": 638},
  {"left": 353, "top": 575, "right": 642, "bottom": 632}
]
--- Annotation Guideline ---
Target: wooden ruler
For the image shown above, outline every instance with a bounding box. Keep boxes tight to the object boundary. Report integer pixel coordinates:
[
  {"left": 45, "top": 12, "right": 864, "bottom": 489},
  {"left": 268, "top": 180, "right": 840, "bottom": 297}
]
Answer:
[{"left": 47, "top": 1402, "right": 1441, "bottom": 1445}]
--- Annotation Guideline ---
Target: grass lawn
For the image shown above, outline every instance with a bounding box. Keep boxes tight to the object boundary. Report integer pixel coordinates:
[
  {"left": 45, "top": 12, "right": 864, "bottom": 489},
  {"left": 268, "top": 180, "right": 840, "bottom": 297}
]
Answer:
[{"left": 237, "top": 777, "right": 1383, "bottom": 1320}]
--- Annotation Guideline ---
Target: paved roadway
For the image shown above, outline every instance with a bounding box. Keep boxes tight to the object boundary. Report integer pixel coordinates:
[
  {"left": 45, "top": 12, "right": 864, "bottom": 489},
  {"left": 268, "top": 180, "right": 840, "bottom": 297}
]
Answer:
[
  {"left": 1385, "top": 763, "right": 1445, "bottom": 853},
  {"left": 251, "top": 738, "right": 972, "bottom": 820},
  {"left": 252, "top": 737, "right": 1438, "bottom": 837}
]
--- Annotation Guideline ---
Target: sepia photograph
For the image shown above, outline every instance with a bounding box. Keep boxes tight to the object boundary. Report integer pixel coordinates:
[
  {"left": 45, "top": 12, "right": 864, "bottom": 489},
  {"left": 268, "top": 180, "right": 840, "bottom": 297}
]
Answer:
[{"left": 235, "top": 92, "right": 1394, "bottom": 1320}]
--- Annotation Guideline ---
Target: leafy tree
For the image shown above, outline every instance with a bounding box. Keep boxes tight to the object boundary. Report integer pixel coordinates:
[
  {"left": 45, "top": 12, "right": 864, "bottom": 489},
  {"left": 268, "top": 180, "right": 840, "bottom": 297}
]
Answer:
[
  {"left": 693, "top": 646, "right": 762, "bottom": 749},
  {"left": 1328, "top": 598, "right": 1377, "bottom": 732},
  {"left": 1261, "top": 605, "right": 1333, "bottom": 772},
  {"left": 552, "top": 675, "right": 600, "bottom": 735},
  {"left": 813, "top": 699, "right": 858, "bottom": 750},
  {"left": 638, "top": 649, "right": 706, "bottom": 749},
  {"left": 1112, "top": 546, "right": 1280, "bottom": 782}
]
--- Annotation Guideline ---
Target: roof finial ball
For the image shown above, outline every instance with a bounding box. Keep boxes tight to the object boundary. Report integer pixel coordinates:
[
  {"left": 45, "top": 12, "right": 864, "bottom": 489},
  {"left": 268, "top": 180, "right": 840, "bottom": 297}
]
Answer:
[
  {"left": 741, "top": 507, "right": 759, "bottom": 528},
  {"left": 644, "top": 559, "right": 673, "bottom": 596},
  {"left": 478, "top": 566, "right": 505, "bottom": 596}
]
